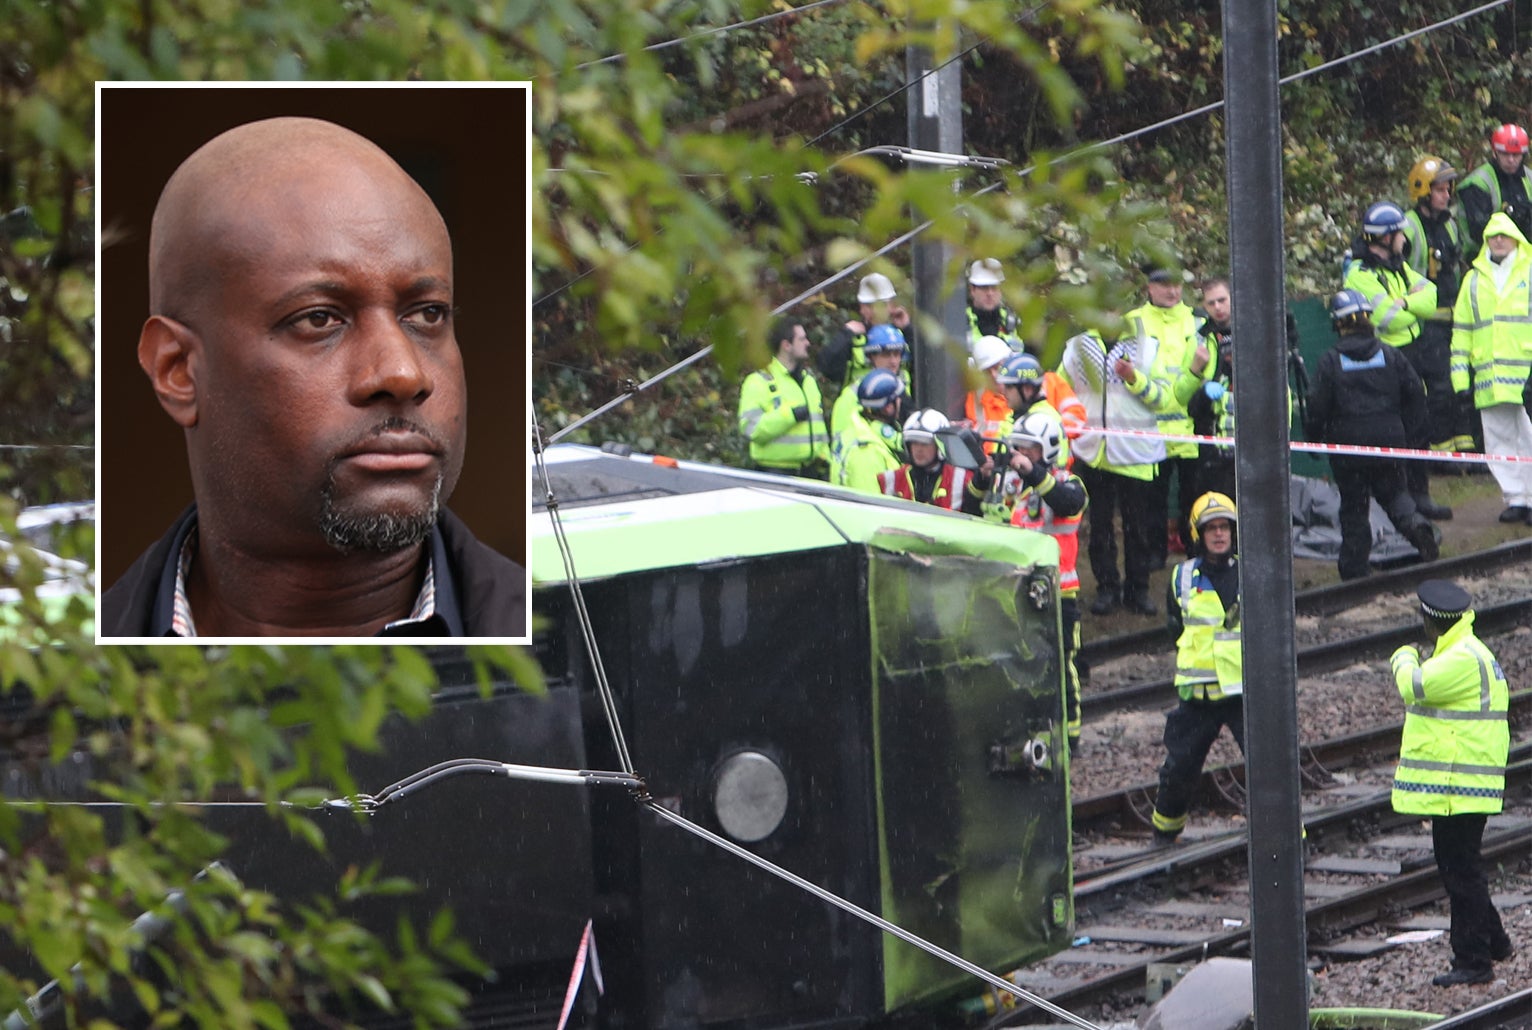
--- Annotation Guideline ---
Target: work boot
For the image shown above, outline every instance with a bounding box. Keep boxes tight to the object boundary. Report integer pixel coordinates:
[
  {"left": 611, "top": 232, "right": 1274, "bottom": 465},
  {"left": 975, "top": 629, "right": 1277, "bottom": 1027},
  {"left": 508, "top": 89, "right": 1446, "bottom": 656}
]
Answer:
[
  {"left": 1413, "top": 493, "right": 1453, "bottom": 521},
  {"left": 1405, "top": 521, "right": 1441, "bottom": 563},
  {"left": 1149, "top": 829, "right": 1180, "bottom": 849},
  {"left": 1431, "top": 966, "right": 1492, "bottom": 987},
  {"left": 1491, "top": 939, "right": 1515, "bottom": 963},
  {"left": 1090, "top": 587, "right": 1121, "bottom": 616},
  {"left": 1123, "top": 586, "right": 1158, "bottom": 616},
  {"left": 1498, "top": 504, "right": 1530, "bottom": 524}
]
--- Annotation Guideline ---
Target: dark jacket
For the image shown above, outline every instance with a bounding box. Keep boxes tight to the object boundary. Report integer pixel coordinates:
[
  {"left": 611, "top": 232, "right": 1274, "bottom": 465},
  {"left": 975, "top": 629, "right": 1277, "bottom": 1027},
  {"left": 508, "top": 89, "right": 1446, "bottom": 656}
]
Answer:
[
  {"left": 1303, "top": 329, "right": 1425, "bottom": 449},
  {"left": 101, "top": 506, "right": 526, "bottom": 638}
]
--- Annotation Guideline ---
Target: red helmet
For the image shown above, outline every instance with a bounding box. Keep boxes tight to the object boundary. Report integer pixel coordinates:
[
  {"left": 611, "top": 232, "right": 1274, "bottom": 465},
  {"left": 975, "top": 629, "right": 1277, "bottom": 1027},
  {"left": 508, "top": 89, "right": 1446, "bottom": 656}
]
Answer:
[{"left": 1491, "top": 123, "right": 1529, "bottom": 155}]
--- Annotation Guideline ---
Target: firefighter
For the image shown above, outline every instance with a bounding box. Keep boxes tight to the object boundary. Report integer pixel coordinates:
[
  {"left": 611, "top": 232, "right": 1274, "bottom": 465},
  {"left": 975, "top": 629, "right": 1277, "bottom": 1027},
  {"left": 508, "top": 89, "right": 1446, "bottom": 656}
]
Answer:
[
  {"left": 878, "top": 408, "right": 987, "bottom": 514},
  {"left": 1151, "top": 492, "right": 1244, "bottom": 845},
  {"left": 1305, "top": 289, "right": 1441, "bottom": 580},
  {"left": 1004, "top": 412, "right": 1088, "bottom": 745},
  {"left": 1403, "top": 155, "right": 1476, "bottom": 457},
  {"left": 1390, "top": 579, "right": 1514, "bottom": 986},
  {"left": 1344, "top": 200, "right": 1453, "bottom": 520},
  {"left": 737, "top": 317, "right": 830, "bottom": 478},
  {"left": 832, "top": 369, "right": 905, "bottom": 494},
  {"left": 1458, "top": 123, "right": 1532, "bottom": 258}
]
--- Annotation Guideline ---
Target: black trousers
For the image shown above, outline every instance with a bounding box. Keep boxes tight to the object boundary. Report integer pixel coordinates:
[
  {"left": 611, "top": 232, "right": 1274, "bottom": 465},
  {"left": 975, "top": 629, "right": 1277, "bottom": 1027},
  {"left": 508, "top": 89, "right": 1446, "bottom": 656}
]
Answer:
[
  {"left": 1329, "top": 454, "right": 1421, "bottom": 580},
  {"left": 1151, "top": 455, "right": 1200, "bottom": 561},
  {"left": 1076, "top": 463, "right": 1158, "bottom": 596},
  {"left": 1401, "top": 325, "right": 1458, "bottom": 490},
  {"left": 1432, "top": 813, "right": 1511, "bottom": 972},
  {"left": 1154, "top": 695, "right": 1246, "bottom": 827}
]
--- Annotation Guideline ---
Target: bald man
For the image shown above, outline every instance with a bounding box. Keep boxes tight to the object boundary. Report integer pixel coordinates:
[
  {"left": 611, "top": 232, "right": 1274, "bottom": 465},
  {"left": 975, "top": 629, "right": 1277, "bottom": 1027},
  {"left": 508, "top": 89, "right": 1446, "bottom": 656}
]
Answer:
[{"left": 102, "top": 117, "right": 526, "bottom": 638}]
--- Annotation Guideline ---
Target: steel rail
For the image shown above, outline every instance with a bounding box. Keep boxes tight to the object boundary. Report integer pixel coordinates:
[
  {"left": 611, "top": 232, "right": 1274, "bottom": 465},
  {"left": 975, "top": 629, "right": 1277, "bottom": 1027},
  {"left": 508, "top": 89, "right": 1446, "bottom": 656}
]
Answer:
[
  {"left": 999, "top": 766, "right": 1532, "bottom": 1025},
  {"left": 1079, "top": 595, "right": 1532, "bottom": 722},
  {"left": 1078, "top": 540, "right": 1532, "bottom": 668},
  {"left": 1420, "top": 989, "right": 1532, "bottom": 1030}
]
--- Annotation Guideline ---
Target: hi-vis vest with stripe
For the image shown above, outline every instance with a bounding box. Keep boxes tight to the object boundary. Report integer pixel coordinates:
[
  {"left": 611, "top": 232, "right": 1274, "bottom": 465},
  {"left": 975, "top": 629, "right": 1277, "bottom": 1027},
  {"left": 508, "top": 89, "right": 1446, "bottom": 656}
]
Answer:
[
  {"left": 1008, "top": 469, "right": 1083, "bottom": 594},
  {"left": 1450, "top": 212, "right": 1532, "bottom": 409},
  {"left": 878, "top": 463, "right": 972, "bottom": 511},
  {"left": 1390, "top": 613, "right": 1509, "bottom": 817},
  {"left": 1171, "top": 557, "right": 1242, "bottom": 700},
  {"left": 737, "top": 357, "right": 829, "bottom": 468},
  {"left": 1343, "top": 256, "right": 1437, "bottom": 348}
]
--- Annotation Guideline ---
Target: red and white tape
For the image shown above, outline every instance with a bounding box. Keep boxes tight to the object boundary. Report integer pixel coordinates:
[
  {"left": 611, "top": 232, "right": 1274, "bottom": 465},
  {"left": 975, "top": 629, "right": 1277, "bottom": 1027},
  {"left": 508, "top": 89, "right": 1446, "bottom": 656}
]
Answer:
[{"left": 1068, "top": 425, "right": 1532, "bottom": 465}]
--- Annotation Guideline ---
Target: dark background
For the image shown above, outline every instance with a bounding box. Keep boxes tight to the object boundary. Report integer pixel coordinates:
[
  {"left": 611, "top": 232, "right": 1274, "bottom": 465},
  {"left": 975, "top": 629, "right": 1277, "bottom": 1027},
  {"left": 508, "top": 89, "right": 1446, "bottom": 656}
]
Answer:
[{"left": 98, "top": 84, "right": 528, "bottom": 590}]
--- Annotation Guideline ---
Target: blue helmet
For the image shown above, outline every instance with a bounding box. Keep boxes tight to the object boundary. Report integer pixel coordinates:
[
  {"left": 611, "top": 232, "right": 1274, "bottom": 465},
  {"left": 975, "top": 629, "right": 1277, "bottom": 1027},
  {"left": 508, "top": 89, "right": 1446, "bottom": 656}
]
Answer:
[
  {"left": 1329, "top": 288, "right": 1373, "bottom": 320},
  {"left": 856, "top": 369, "right": 906, "bottom": 408},
  {"left": 993, "top": 352, "right": 1044, "bottom": 387},
  {"left": 863, "top": 323, "right": 907, "bottom": 355},
  {"left": 1361, "top": 200, "right": 1407, "bottom": 237}
]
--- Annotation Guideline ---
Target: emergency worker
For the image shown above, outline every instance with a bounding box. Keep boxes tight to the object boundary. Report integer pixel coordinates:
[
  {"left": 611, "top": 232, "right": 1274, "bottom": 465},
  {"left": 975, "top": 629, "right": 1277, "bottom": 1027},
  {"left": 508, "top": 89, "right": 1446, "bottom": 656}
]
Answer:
[
  {"left": 1123, "top": 266, "right": 1204, "bottom": 563},
  {"left": 1304, "top": 290, "right": 1441, "bottom": 580},
  {"left": 996, "top": 353, "right": 1074, "bottom": 466},
  {"left": 737, "top": 318, "right": 830, "bottom": 478},
  {"left": 1450, "top": 212, "right": 1532, "bottom": 524},
  {"left": 830, "top": 324, "right": 911, "bottom": 433},
  {"left": 1003, "top": 413, "right": 1088, "bottom": 745},
  {"left": 1186, "top": 278, "right": 1237, "bottom": 498},
  {"left": 1390, "top": 579, "right": 1514, "bottom": 986},
  {"left": 1059, "top": 328, "right": 1174, "bottom": 617},
  {"left": 832, "top": 369, "right": 905, "bottom": 494},
  {"left": 1458, "top": 124, "right": 1532, "bottom": 257},
  {"left": 878, "top": 408, "right": 987, "bottom": 515},
  {"left": 1403, "top": 156, "right": 1476, "bottom": 456},
  {"left": 818, "top": 272, "right": 914, "bottom": 388},
  {"left": 1343, "top": 200, "right": 1451, "bottom": 520},
  {"left": 966, "top": 334, "right": 1017, "bottom": 454},
  {"left": 966, "top": 259, "right": 1022, "bottom": 351},
  {"left": 1151, "top": 493, "right": 1244, "bottom": 845}
]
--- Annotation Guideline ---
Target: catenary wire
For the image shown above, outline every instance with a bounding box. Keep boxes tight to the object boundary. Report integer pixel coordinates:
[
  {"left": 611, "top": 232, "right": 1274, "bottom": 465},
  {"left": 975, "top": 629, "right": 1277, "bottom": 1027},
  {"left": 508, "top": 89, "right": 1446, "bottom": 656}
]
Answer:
[
  {"left": 575, "top": 0, "right": 851, "bottom": 70},
  {"left": 540, "top": 0, "right": 1511, "bottom": 440}
]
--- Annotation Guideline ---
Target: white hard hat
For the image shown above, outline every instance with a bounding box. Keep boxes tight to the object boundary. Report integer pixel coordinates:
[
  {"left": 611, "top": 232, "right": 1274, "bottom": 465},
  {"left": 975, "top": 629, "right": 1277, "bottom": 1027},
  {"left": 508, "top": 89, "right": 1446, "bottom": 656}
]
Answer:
[
  {"left": 968, "top": 258, "right": 1004, "bottom": 286},
  {"left": 857, "top": 272, "right": 897, "bottom": 304},
  {"left": 970, "top": 334, "right": 1013, "bottom": 372}
]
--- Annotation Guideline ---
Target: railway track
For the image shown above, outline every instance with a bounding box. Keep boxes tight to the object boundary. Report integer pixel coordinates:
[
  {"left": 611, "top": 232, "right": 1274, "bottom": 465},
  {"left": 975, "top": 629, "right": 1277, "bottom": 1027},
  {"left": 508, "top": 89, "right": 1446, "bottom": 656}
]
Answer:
[{"left": 984, "top": 756, "right": 1532, "bottom": 1026}]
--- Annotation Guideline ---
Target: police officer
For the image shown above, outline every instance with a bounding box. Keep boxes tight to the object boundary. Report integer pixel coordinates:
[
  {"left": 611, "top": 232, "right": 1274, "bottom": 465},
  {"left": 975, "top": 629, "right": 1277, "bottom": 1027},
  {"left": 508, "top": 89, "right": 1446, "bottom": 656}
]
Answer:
[
  {"left": 1403, "top": 156, "right": 1476, "bottom": 457},
  {"left": 1458, "top": 123, "right": 1532, "bottom": 258},
  {"left": 832, "top": 369, "right": 905, "bottom": 494},
  {"left": 1390, "top": 579, "right": 1514, "bottom": 986},
  {"left": 1151, "top": 492, "right": 1243, "bottom": 845},
  {"left": 1451, "top": 213, "right": 1532, "bottom": 524},
  {"left": 1343, "top": 201, "right": 1451, "bottom": 520},
  {"left": 737, "top": 317, "right": 830, "bottom": 478},
  {"left": 830, "top": 323, "right": 911, "bottom": 434},
  {"left": 1123, "top": 265, "right": 1204, "bottom": 564},
  {"left": 879, "top": 408, "right": 987, "bottom": 514},
  {"left": 1305, "top": 290, "right": 1441, "bottom": 579},
  {"left": 1004, "top": 413, "right": 1088, "bottom": 745}
]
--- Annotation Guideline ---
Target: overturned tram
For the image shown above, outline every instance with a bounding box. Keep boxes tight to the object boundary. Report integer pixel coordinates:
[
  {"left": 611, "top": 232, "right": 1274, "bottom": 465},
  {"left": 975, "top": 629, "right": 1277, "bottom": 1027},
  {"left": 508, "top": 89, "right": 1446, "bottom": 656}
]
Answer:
[{"left": 2, "top": 445, "right": 1076, "bottom": 1028}]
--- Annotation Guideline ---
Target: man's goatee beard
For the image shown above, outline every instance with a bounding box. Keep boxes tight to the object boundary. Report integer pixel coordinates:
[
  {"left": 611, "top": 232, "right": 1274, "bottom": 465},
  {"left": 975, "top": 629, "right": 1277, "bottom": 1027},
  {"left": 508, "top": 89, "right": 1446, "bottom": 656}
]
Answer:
[{"left": 317, "top": 474, "right": 443, "bottom": 553}]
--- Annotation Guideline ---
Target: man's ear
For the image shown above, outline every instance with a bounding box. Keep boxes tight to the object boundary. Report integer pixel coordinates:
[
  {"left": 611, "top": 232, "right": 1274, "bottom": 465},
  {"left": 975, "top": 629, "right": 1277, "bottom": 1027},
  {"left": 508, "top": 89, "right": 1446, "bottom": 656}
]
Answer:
[{"left": 137, "top": 315, "right": 200, "bottom": 428}]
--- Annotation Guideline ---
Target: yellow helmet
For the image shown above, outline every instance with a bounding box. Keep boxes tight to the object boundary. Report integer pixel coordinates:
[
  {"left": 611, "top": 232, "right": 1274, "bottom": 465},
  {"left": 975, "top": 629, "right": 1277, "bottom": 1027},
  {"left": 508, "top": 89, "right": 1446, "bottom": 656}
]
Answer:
[
  {"left": 1407, "top": 155, "right": 1458, "bottom": 204},
  {"left": 1189, "top": 491, "right": 1238, "bottom": 542}
]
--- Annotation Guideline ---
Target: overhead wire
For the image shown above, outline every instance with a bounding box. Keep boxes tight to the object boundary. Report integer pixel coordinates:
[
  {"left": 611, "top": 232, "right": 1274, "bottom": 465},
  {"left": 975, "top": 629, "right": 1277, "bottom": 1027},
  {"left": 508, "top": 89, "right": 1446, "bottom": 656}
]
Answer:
[
  {"left": 575, "top": 0, "right": 851, "bottom": 70},
  {"left": 542, "top": 0, "right": 1513, "bottom": 443}
]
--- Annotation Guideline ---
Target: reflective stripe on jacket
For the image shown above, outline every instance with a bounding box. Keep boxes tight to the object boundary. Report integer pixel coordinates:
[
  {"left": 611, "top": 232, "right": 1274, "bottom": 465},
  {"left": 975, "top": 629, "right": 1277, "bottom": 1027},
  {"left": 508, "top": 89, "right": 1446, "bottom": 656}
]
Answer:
[
  {"left": 1450, "top": 211, "right": 1532, "bottom": 408},
  {"left": 1171, "top": 558, "right": 1242, "bottom": 700},
  {"left": 1124, "top": 301, "right": 1201, "bottom": 459},
  {"left": 878, "top": 463, "right": 972, "bottom": 511},
  {"left": 737, "top": 357, "right": 829, "bottom": 467},
  {"left": 832, "top": 409, "right": 902, "bottom": 494},
  {"left": 1390, "top": 612, "right": 1509, "bottom": 816},
  {"left": 1008, "top": 469, "right": 1084, "bottom": 594},
  {"left": 1343, "top": 256, "right": 1437, "bottom": 348}
]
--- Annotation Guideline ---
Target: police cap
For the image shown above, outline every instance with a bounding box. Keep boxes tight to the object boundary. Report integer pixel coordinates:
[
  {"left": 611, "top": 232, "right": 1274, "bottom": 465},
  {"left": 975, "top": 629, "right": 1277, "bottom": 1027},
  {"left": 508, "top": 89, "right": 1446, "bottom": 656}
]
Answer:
[{"left": 1417, "top": 579, "right": 1470, "bottom": 620}]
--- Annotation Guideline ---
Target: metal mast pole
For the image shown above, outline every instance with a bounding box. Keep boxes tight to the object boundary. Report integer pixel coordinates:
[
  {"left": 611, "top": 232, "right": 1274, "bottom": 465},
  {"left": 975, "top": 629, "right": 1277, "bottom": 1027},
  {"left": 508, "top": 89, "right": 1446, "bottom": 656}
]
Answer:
[
  {"left": 906, "top": 43, "right": 968, "bottom": 415},
  {"left": 1224, "top": 0, "right": 1309, "bottom": 1024}
]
